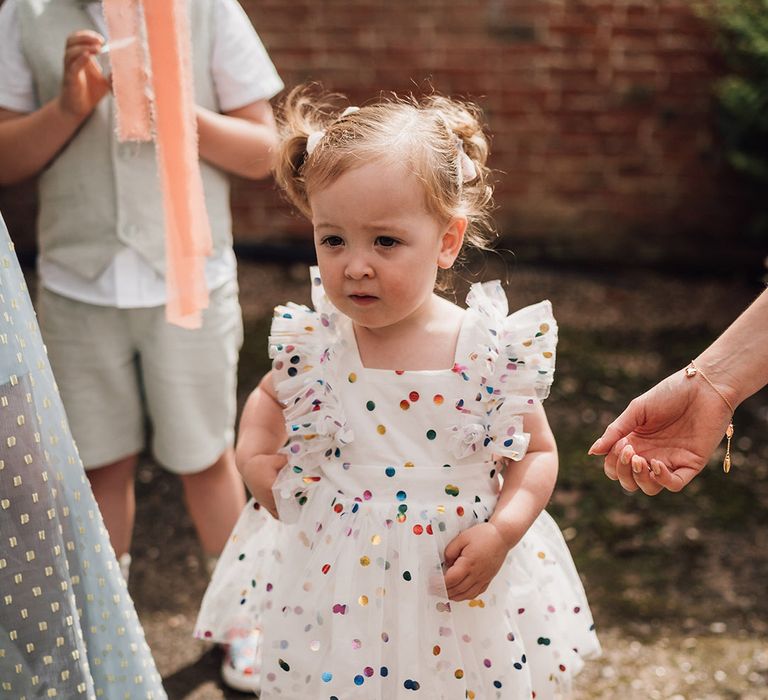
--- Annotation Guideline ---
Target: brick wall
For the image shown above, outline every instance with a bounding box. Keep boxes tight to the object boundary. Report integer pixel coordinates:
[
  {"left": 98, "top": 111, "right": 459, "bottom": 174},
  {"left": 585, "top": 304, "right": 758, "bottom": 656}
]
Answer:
[
  {"left": 0, "top": 0, "right": 751, "bottom": 261},
  {"left": 238, "top": 0, "right": 750, "bottom": 255}
]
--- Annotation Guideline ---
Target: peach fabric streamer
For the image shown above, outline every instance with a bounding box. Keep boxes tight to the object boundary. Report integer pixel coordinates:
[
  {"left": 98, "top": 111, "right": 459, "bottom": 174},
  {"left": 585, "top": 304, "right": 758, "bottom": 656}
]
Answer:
[
  {"left": 142, "top": 0, "right": 211, "bottom": 328},
  {"left": 101, "top": 0, "right": 151, "bottom": 141},
  {"left": 103, "top": 0, "right": 212, "bottom": 329}
]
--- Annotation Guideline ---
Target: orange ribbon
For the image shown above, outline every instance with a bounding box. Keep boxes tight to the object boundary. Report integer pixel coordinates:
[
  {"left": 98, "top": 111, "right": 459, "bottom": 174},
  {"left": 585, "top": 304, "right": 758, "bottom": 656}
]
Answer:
[{"left": 103, "top": 0, "right": 212, "bottom": 329}]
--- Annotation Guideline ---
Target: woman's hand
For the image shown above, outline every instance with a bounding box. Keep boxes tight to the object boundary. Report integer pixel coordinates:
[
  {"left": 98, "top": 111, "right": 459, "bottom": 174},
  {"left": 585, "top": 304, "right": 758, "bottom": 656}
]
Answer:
[
  {"left": 443, "top": 522, "right": 511, "bottom": 602},
  {"left": 58, "top": 31, "right": 110, "bottom": 120},
  {"left": 239, "top": 453, "right": 286, "bottom": 519},
  {"left": 589, "top": 368, "right": 733, "bottom": 494}
]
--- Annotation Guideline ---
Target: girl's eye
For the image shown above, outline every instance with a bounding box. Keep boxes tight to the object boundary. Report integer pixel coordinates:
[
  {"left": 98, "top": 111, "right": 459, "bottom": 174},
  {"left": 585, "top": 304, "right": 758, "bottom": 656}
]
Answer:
[
  {"left": 375, "top": 236, "right": 398, "bottom": 248},
  {"left": 320, "top": 235, "right": 344, "bottom": 247}
]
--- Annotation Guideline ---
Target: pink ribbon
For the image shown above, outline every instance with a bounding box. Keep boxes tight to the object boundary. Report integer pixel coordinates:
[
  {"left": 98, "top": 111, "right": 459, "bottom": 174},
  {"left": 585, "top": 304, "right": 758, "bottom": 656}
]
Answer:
[{"left": 103, "top": 0, "right": 212, "bottom": 329}]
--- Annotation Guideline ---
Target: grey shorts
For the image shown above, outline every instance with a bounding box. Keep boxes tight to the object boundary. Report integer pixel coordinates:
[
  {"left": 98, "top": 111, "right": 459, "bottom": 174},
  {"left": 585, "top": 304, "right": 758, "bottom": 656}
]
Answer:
[{"left": 37, "top": 279, "right": 244, "bottom": 473}]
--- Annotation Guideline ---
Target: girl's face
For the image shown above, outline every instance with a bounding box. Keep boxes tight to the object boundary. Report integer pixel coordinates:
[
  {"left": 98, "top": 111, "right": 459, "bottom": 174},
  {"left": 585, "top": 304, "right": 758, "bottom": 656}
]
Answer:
[{"left": 309, "top": 159, "right": 465, "bottom": 332}]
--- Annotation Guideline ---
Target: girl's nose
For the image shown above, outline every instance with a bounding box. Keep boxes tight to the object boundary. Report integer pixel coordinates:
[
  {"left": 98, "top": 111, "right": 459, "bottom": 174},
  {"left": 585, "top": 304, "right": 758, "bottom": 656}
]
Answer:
[{"left": 344, "top": 256, "right": 374, "bottom": 280}]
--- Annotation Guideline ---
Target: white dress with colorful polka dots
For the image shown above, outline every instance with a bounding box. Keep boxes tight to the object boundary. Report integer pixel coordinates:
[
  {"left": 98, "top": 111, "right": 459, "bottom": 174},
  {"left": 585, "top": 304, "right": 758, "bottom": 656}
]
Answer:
[{"left": 195, "top": 268, "right": 601, "bottom": 699}]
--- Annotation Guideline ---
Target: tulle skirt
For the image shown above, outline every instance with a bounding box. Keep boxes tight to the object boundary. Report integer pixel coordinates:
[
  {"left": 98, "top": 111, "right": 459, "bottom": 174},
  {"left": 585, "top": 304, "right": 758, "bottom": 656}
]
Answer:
[{"left": 195, "top": 466, "right": 600, "bottom": 699}]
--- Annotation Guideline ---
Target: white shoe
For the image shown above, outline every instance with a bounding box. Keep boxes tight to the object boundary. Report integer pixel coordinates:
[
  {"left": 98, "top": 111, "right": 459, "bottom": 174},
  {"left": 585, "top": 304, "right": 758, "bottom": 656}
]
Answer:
[
  {"left": 221, "top": 628, "right": 262, "bottom": 694},
  {"left": 118, "top": 553, "right": 132, "bottom": 582}
]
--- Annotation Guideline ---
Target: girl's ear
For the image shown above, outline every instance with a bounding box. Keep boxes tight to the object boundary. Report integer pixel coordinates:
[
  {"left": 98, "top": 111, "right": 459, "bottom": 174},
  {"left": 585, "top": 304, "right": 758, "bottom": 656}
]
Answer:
[{"left": 437, "top": 217, "right": 467, "bottom": 269}]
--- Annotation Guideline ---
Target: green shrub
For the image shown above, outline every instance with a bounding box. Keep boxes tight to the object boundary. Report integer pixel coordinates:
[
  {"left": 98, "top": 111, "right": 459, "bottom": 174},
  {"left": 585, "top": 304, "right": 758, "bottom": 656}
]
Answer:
[{"left": 702, "top": 0, "right": 768, "bottom": 237}]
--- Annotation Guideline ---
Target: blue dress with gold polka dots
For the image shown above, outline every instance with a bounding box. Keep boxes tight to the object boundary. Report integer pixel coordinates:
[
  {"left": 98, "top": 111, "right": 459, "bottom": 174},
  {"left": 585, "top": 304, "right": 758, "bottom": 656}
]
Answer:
[
  {"left": 196, "top": 267, "right": 600, "bottom": 699},
  {"left": 0, "top": 214, "right": 166, "bottom": 699}
]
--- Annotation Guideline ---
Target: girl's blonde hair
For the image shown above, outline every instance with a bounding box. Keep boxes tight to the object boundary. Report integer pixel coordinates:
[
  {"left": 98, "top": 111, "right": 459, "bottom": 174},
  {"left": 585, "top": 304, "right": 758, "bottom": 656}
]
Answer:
[{"left": 274, "top": 84, "right": 496, "bottom": 256}]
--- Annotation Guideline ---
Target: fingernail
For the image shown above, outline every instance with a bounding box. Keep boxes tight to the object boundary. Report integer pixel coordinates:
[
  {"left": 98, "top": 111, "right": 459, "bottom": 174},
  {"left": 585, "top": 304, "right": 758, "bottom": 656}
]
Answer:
[
  {"left": 632, "top": 462, "right": 642, "bottom": 474},
  {"left": 651, "top": 461, "right": 661, "bottom": 476},
  {"left": 620, "top": 451, "right": 630, "bottom": 465},
  {"left": 587, "top": 440, "right": 600, "bottom": 455}
]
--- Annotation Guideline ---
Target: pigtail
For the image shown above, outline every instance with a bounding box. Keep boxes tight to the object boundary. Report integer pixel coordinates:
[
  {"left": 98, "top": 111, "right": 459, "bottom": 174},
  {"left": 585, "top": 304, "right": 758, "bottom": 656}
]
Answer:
[
  {"left": 274, "top": 85, "right": 348, "bottom": 218},
  {"left": 422, "top": 96, "right": 497, "bottom": 254},
  {"left": 426, "top": 96, "right": 489, "bottom": 171}
]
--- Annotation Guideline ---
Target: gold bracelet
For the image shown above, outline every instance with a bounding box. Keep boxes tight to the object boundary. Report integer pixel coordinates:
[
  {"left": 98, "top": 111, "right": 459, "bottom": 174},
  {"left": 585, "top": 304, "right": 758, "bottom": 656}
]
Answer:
[{"left": 685, "top": 361, "right": 735, "bottom": 473}]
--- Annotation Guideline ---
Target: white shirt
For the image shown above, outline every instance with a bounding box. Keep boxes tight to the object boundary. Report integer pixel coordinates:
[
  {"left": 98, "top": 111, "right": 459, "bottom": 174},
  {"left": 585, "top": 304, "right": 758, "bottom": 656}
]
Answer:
[{"left": 0, "top": 0, "right": 283, "bottom": 307}]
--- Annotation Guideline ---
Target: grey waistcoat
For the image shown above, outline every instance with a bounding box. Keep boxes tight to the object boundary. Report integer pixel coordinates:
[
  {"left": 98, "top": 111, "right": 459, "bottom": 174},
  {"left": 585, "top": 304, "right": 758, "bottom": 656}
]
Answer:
[{"left": 17, "top": 0, "right": 232, "bottom": 279}]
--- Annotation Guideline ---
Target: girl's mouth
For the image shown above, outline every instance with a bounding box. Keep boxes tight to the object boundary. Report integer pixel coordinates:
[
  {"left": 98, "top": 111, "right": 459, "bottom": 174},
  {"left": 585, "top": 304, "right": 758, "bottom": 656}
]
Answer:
[{"left": 349, "top": 294, "right": 378, "bottom": 305}]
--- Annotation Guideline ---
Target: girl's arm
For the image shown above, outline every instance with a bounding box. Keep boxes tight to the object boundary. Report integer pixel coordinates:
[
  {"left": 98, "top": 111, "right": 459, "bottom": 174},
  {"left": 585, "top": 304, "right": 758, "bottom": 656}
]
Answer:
[
  {"left": 489, "top": 404, "right": 558, "bottom": 545},
  {"left": 234, "top": 371, "right": 287, "bottom": 517},
  {"left": 443, "top": 402, "right": 558, "bottom": 602}
]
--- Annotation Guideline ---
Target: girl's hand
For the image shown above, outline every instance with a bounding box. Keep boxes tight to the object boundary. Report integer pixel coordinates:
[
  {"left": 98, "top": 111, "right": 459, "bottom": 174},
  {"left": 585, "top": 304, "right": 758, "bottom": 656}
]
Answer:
[
  {"left": 58, "top": 31, "right": 110, "bottom": 120},
  {"left": 443, "top": 522, "right": 510, "bottom": 602},
  {"left": 239, "top": 453, "right": 286, "bottom": 519}
]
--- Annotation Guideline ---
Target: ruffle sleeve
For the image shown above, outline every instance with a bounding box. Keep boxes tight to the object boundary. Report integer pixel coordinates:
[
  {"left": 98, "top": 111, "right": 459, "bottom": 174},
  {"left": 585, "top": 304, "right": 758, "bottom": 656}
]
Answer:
[
  {"left": 268, "top": 268, "right": 353, "bottom": 522},
  {"left": 451, "top": 280, "right": 557, "bottom": 461}
]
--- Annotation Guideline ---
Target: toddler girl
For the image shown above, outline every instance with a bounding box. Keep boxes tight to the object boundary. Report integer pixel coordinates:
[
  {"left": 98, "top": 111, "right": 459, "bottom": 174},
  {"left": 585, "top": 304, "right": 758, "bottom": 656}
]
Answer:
[{"left": 195, "top": 85, "right": 601, "bottom": 699}]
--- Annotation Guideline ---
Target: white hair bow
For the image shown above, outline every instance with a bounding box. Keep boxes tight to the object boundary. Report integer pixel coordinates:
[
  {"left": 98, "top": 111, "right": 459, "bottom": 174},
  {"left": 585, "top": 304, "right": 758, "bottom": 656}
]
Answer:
[
  {"left": 306, "top": 106, "right": 360, "bottom": 156},
  {"left": 455, "top": 135, "right": 478, "bottom": 183}
]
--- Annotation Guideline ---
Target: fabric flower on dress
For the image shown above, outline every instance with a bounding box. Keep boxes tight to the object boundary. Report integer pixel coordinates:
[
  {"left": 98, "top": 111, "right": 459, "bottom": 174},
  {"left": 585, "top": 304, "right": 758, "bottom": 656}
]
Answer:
[{"left": 446, "top": 421, "right": 488, "bottom": 459}]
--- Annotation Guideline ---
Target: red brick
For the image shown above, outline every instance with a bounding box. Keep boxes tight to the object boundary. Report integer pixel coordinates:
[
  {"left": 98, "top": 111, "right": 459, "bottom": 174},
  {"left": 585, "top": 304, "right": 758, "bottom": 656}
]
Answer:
[{"left": 220, "top": 0, "right": 750, "bottom": 245}]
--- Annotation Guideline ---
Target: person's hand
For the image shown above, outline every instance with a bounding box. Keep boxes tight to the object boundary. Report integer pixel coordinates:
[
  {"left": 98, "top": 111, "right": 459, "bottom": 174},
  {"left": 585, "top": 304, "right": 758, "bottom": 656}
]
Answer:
[
  {"left": 239, "top": 453, "right": 286, "bottom": 518},
  {"left": 589, "top": 369, "right": 733, "bottom": 495},
  {"left": 443, "top": 522, "right": 510, "bottom": 601},
  {"left": 58, "top": 31, "right": 110, "bottom": 120}
]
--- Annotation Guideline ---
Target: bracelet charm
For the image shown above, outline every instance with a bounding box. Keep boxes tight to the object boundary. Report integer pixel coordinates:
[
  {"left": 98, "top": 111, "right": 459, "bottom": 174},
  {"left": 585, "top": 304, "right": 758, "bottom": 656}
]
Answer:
[{"left": 685, "top": 361, "right": 735, "bottom": 474}]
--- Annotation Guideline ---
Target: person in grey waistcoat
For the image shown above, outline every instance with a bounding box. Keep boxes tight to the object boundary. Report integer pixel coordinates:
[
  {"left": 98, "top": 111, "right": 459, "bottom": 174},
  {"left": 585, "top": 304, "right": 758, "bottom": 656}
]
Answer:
[{"left": 0, "top": 0, "right": 283, "bottom": 690}]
